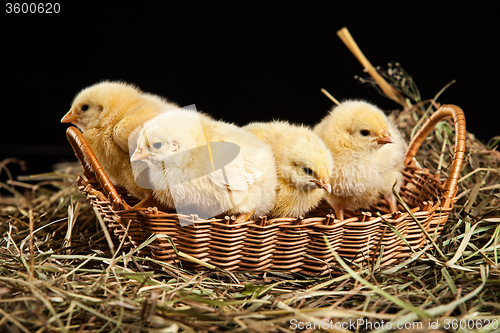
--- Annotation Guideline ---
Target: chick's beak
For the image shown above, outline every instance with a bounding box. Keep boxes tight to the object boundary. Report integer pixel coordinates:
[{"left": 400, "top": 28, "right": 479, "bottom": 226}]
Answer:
[
  {"left": 375, "top": 130, "right": 395, "bottom": 145},
  {"left": 311, "top": 177, "right": 332, "bottom": 193},
  {"left": 61, "top": 109, "right": 80, "bottom": 123},
  {"left": 131, "top": 148, "right": 150, "bottom": 162}
]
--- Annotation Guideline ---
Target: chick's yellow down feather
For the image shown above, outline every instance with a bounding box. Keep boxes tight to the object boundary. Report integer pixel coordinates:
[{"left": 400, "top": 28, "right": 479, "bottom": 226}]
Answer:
[
  {"left": 61, "top": 81, "right": 179, "bottom": 199},
  {"left": 244, "top": 121, "right": 333, "bottom": 217},
  {"left": 314, "top": 100, "right": 407, "bottom": 220},
  {"left": 130, "top": 109, "right": 278, "bottom": 220}
]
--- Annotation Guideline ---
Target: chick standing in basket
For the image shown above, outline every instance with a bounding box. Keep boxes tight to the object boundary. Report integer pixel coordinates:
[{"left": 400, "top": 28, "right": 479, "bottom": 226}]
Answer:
[
  {"left": 314, "top": 100, "right": 406, "bottom": 220},
  {"left": 61, "top": 81, "right": 179, "bottom": 201},
  {"left": 130, "top": 109, "right": 278, "bottom": 222},
  {"left": 244, "top": 121, "right": 333, "bottom": 217}
]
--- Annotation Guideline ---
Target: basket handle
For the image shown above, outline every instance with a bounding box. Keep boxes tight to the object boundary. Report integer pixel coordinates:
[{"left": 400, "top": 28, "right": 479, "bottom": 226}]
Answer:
[
  {"left": 66, "top": 126, "right": 127, "bottom": 210},
  {"left": 404, "top": 104, "right": 466, "bottom": 203}
]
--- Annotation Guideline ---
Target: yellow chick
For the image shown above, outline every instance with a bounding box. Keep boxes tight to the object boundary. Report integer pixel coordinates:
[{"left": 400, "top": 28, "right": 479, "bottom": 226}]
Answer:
[
  {"left": 244, "top": 121, "right": 333, "bottom": 217},
  {"left": 61, "top": 81, "right": 179, "bottom": 200},
  {"left": 314, "top": 100, "right": 407, "bottom": 220},
  {"left": 130, "top": 109, "right": 278, "bottom": 221}
]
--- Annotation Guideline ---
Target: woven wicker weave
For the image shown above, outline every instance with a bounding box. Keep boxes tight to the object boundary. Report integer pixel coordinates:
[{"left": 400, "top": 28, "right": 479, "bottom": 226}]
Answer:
[{"left": 67, "top": 104, "right": 466, "bottom": 274}]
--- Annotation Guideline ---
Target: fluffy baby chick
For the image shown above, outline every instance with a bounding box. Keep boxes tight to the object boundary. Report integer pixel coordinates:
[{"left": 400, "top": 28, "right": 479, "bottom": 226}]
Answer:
[
  {"left": 244, "top": 121, "right": 333, "bottom": 217},
  {"left": 314, "top": 100, "right": 406, "bottom": 220},
  {"left": 61, "top": 81, "right": 179, "bottom": 199},
  {"left": 130, "top": 109, "right": 278, "bottom": 221}
]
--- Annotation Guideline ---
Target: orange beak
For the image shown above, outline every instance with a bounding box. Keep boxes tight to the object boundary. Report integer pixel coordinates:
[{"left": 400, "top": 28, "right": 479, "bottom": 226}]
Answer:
[
  {"left": 375, "top": 130, "right": 395, "bottom": 145},
  {"left": 311, "top": 177, "right": 332, "bottom": 193},
  {"left": 130, "top": 147, "right": 150, "bottom": 162},
  {"left": 61, "top": 109, "right": 80, "bottom": 123}
]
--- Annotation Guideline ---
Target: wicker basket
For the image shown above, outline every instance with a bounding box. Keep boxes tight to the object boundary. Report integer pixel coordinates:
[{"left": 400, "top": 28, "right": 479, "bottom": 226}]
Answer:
[{"left": 67, "top": 105, "right": 466, "bottom": 274}]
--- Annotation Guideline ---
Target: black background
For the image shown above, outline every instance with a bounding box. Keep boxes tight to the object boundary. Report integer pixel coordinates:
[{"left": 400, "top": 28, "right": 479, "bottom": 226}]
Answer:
[{"left": 1, "top": 1, "right": 499, "bottom": 178}]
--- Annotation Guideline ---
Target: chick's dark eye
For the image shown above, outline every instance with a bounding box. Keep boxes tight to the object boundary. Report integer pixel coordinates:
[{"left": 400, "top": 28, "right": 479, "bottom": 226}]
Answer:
[
  {"left": 360, "top": 129, "right": 370, "bottom": 136},
  {"left": 81, "top": 104, "right": 90, "bottom": 112},
  {"left": 303, "top": 167, "right": 314, "bottom": 175},
  {"left": 152, "top": 142, "right": 162, "bottom": 149}
]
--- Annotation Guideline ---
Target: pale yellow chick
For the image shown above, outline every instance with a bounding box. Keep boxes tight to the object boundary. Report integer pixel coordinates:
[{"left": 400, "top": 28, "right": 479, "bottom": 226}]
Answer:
[
  {"left": 314, "top": 100, "right": 407, "bottom": 220},
  {"left": 130, "top": 109, "right": 278, "bottom": 221},
  {"left": 61, "top": 81, "right": 179, "bottom": 199},
  {"left": 244, "top": 121, "right": 333, "bottom": 217}
]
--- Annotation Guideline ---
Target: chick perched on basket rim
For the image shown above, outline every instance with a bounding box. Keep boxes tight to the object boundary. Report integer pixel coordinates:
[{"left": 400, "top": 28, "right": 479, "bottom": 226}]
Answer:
[
  {"left": 61, "top": 81, "right": 179, "bottom": 201},
  {"left": 244, "top": 120, "right": 333, "bottom": 217},
  {"left": 314, "top": 100, "right": 407, "bottom": 220},
  {"left": 130, "top": 109, "right": 278, "bottom": 222}
]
